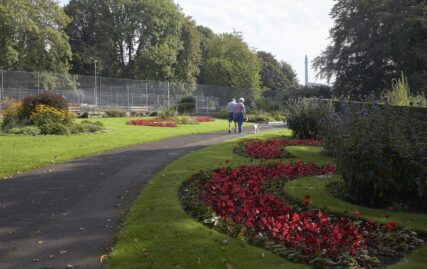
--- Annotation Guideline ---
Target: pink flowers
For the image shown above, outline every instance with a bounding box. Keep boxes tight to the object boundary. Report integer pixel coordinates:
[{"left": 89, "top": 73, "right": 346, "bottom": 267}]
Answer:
[
  {"left": 192, "top": 116, "right": 214, "bottom": 122},
  {"left": 236, "top": 138, "right": 323, "bottom": 159}
]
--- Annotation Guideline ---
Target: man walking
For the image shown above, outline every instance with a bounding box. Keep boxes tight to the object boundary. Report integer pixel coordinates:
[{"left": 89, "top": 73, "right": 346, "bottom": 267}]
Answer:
[{"left": 226, "top": 98, "right": 237, "bottom": 133}]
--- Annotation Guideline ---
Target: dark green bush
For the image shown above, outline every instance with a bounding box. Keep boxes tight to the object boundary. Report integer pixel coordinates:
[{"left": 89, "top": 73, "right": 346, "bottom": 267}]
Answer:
[
  {"left": 285, "top": 98, "right": 334, "bottom": 139},
  {"left": 80, "top": 120, "right": 105, "bottom": 133},
  {"left": 104, "top": 110, "right": 126, "bottom": 117},
  {"left": 39, "top": 122, "right": 70, "bottom": 135},
  {"left": 178, "top": 96, "right": 196, "bottom": 115},
  {"left": 321, "top": 103, "right": 427, "bottom": 211},
  {"left": 21, "top": 92, "right": 68, "bottom": 119}
]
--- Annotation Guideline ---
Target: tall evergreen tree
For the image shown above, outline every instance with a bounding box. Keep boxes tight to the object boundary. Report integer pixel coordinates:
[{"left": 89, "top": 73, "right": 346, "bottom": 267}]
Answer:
[{"left": 314, "top": 0, "right": 427, "bottom": 98}]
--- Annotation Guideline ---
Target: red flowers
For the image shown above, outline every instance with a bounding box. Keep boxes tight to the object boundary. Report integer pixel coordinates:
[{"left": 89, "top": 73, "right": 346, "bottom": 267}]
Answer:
[
  {"left": 385, "top": 221, "right": 396, "bottom": 231},
  {"left": 192, "top": 116, "right": 214, "bottom": 122},
  {"left": 353, "top": 211, "right": 361, "bottom": 217},
  {"left": 128, "top": 116, "right": 214, "bottom": 127},
  {"left": 236, "top": 138, "right": 323, "bottom": 159},
  {"left": 128, "top": 118, "right": 178, "bottom": 127}
]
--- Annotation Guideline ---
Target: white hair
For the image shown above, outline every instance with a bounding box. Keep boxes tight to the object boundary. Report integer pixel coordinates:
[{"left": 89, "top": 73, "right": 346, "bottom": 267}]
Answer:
[{"left": 239, "top": 97, "right": 244, "bottom": 102}]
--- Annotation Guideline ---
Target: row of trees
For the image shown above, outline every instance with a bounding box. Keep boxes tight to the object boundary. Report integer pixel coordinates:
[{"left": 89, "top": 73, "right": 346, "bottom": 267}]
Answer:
[
  {"left": 0, "top": 0, "right": 298, "bottom": 101},
  {"left": 314, "top": 0, "right": 427, "bottom": 98}
]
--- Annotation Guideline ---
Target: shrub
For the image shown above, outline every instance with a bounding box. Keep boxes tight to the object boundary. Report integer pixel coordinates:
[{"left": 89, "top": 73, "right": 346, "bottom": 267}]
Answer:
[
  {"left": 30, "top": 104, "right": 75, "bottom": 127},
  {"left": 285, "top": 98, "right": 334, "bottom": 139},
  {"left": 78, "top": 112, "right": 89, "bottom": 118},
  {"left": 157, "top": 106, "right": 177, "bottom": 119},
  {"left": 320, "top": 103, "right": 427, "bottom": 211},
  {"left": 104, "top": 110, "right": 126, "bottom": 117},
  {"left": 178, "top": 96, "right": 196, "bottom": 114},
  {"left": 80, "top": 120, "right": 105, "bottom": 133},
  {"left": 8, "top": 126, "right": 41, "bottom": 136},
  {"left": 1, "top": 101, "right": 26, "bottom": 132},
  {"left": 39, "top": 122, "right": 70, "bottom": 135},
  {"left": 22, "top": 92, "right": 68, "bottom": 120}
]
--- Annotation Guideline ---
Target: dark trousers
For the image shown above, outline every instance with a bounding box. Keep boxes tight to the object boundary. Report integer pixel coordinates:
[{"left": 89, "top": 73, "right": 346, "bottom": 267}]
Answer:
[{"left": 235, "top": 112, "right": 244, "bottom": 133}]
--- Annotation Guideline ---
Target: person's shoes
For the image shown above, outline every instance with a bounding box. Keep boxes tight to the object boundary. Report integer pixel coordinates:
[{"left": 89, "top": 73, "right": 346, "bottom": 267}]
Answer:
[
  {"left": 234, "top": 130, "right": 237, "bottom": 132},
  {"left": 228, "top": 130, "right": 231, "bottom": 133}
]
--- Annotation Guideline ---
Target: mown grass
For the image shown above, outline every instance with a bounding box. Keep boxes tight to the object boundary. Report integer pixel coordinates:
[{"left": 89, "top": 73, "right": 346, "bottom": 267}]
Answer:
[
  {"left": 109, "top": 130, "right": 426, "bottom": 269},
  {"left": 0, "top": 117, "right": 230, "bottom": 179}
]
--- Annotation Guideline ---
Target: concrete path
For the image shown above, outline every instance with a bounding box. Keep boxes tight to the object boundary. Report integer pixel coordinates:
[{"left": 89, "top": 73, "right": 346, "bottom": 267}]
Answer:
[{"left": 0, "top": 125, "right": 284, "bottom": 269}]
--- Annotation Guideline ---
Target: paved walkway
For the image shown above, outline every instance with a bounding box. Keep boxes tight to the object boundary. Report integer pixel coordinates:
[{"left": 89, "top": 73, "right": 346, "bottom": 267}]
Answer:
[{"left": 0, "top": 125, "right": 284, "bottom": 269}]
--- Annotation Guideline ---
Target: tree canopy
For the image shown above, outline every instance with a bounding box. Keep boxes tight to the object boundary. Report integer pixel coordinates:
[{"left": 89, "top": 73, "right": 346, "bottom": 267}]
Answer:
[
  {"left": 314, "top": 0, "right": 427, "bottom": 98},
  {"left": 0, "top": 0, "right": 71, "bottom": 73},
  {"left": 257, "top": 51, "right": 298, "bottom": 99},
  {"left": 203, "top": 33, "right": 261, "bottom": 97}
]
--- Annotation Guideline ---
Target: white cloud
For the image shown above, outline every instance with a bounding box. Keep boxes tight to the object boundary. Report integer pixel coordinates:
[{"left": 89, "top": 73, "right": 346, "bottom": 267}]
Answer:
[{"left": 176, "top": 0, "right": 335, "bottom": 84}]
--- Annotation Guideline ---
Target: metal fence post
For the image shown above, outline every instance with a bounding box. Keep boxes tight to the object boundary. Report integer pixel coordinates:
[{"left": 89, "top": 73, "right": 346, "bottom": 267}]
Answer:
[
  {"left": 0, "top": 69, "right": 3, "bottom": 100},
  {"left": 37, "top": 72, "right": 40, "bottom": 94},
  {"left": 167, "top": 81, "right": 170, "bottom": 107},
  {"left": 145, "top": 83, "right": 148, "bottom": 109}
]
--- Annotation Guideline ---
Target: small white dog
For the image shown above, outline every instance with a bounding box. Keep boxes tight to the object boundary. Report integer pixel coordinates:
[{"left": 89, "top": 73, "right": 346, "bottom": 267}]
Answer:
[{"left": 253, "top": 123, "right": 260, "bottom": 133}]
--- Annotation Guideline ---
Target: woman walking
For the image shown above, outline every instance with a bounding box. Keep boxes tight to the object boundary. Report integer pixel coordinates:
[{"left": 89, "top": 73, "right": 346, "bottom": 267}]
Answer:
[{"left": 234, "top": 98, "right": 247, "bottom": 133}]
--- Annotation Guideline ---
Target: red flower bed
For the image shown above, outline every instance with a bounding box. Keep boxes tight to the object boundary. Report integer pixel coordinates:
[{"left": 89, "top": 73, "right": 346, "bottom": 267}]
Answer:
[
  {"left": 181, "top": 161, "right": 423, "bottom": 268},
  {"left": 128, "top": 118, "right": 177, "bottom": 127},
  {"left": 192, "top": 116, "right": 215, "bottom": 122},
  {"left": 235, "top": 138, "right": 323, "bottom": 159}
]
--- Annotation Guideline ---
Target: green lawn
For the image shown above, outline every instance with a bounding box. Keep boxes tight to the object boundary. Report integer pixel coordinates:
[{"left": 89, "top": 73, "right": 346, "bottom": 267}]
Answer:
[
  {"left": 109, "top": 130, "right": 427, "bottom": 269},
  {"left": 0, "top": 117, "right": 230, "bottom": 179}
]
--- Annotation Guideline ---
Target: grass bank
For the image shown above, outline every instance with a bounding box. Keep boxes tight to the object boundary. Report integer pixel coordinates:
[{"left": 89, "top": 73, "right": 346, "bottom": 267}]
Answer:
[
  {"left": 0, "top": 118, "right": 229, "bottom": 179},
  {"left": 109, "top": 130, "right": 426, "bottom": 269}
]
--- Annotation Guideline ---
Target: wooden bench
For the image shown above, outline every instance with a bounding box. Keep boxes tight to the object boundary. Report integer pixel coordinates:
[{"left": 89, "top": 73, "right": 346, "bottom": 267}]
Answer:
[
  {"left": 68, "top": 105, "right": 81, "bottom": 115},
  {"left": 130, "top": 106, "right": 149, "bottom": 116}
]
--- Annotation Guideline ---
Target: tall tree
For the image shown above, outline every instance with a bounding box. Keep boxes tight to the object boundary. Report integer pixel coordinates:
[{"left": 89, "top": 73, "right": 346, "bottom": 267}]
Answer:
[
  {"left": 197, "top": 25, "right": 216, "bottom": 84},
  {"left": 65, "top": 0, "right": 185, "bottom": 81},
  {"left": 0, "top": 0, "right": 71, "bottom": 73},
  {"left": 64, "top": 0, "right": 115, "bottom": 76},
  {"left": 174, "top": 17, "right": 202, "bottom": 84},
  {"left": 257, "top": 51, "right": 298, "bottom": 99},
  {"left": 203, "top": 32, "right": 261, "bottom": 99},
  {"left": 314, "top": 0, "right": 427, "bottom": 98}
]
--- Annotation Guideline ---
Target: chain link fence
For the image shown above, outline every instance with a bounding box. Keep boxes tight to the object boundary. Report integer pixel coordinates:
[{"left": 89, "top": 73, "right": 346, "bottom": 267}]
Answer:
[{"left": 0, "top": 70, "right": 252, "bottom": 114}]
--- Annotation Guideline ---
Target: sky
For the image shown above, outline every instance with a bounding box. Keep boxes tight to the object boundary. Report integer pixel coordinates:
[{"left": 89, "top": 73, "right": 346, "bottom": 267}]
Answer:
[{"left": 59, "top": 0, "right": 335, "bottom": 84}]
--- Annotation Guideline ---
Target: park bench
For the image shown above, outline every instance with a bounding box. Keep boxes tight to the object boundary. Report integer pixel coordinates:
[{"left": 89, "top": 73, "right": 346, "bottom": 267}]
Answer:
[{"left": 130, "top": 106, "right": 149, "bottom": 116}]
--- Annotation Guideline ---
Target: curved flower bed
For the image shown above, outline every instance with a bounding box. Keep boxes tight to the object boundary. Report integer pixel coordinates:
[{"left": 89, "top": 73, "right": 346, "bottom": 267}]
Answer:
[
  {"left": 192, "top": 116, "right": 215, "bottom": 122},
  {"left": 234, "top": 138, "right": 323, "bottom": 159},
  {"left": 181, "top": 161, "right": 423, "bottom": 268}
]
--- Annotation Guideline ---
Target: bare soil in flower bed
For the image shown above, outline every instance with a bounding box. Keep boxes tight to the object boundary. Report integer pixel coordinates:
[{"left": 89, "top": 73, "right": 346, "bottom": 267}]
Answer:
[
  {"left": 180, "top": 162, "right": 424, "bottom": 269},
  {"left": 234, "top": 138, "right": 323, "bottom": 159}
]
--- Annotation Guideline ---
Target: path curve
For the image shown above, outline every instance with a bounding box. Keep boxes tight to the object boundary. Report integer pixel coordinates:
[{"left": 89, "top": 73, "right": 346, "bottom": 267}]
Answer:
[{"left": 0, "top": 125, "right": 284, "bottom": 269}]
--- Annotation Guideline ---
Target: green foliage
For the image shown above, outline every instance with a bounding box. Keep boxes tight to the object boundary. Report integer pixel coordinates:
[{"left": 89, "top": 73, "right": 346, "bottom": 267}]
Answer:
[
  {"left": 39, "top": 122, "right": 70, "bottom": 135},
  {"left": 8, "top": 126, "right": 41, "bottom": 136},
  {"left": 0, "top": 0, "right": 71, "bottom": 73},
  {"left": 285, "top": 98, "right": 334, "bottom": 139},
  {"left": 104, "top": 110, "right": 126, "bottom": 118},
  {"left": 314, "top": 0, "right": 427, "bottom": 98},
  {"left": 71, "top": 120, "right": 105, "bottom": 133},
  {"left": 284, "top": 85, "right": 333, "bottom": 100},
  {"left": 382, "top": 73, "right": 410, "bottom": 106},
  {"left": 1, "top": 101, "right": 25, "bottom": 132},
  {"left": 203, "top": 32, "right": 261, "bottom": 99},
  {"left": 174, "top": 18, "right": 202, "bottom": 84},
  {"left": 320, "top": 103, "right": 427, "bottom": 211},
  {"left": 22, "top": 92, "right": 69, "bottom": 120},
  {"left": 257, "top": 51, "right": 298, "bottom": 100},
  {"left": 157, "top": 106, "right": 178, "bottom": 119},
  {"left": 177, "top": 96, "right": 196, "bottom": 114}
]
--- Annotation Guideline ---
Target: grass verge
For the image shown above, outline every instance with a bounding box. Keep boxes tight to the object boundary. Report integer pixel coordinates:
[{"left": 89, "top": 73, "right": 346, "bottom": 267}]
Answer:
[
  {"left": 109, "top": 130, "right": 426, "bottom": 269},
  {"left": 0, "top": 118, "right": 229, "bottom": 179}
]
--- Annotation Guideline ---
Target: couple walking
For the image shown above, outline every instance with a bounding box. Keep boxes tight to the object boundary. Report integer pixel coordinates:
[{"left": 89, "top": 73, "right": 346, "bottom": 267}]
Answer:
[{"left": 226, "top": 98, "right": 247, "bottom": 134}]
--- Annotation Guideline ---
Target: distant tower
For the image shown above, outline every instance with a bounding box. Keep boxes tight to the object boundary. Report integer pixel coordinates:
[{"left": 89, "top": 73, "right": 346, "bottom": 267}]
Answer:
[{"left": 305, "top": 55, "right": 309, "bottom": 86}]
